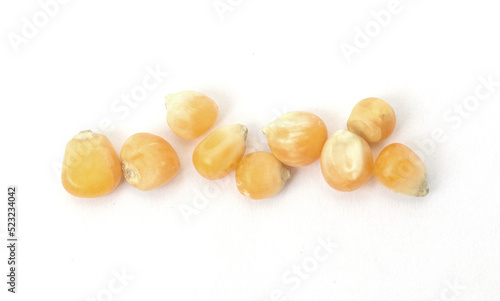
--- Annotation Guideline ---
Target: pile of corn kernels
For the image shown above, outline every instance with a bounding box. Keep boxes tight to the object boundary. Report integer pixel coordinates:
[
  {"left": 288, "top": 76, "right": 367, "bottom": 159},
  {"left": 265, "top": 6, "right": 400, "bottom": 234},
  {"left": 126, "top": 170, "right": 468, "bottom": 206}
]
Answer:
[{"left": 61, "top": 91, "right": 429, "bottom": 199}]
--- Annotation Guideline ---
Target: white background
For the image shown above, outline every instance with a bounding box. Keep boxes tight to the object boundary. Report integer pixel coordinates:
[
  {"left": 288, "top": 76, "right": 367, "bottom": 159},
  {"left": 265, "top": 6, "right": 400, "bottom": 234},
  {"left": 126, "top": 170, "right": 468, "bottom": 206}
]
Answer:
[{"left": 1, "top": 0, "right": 500, "bottom": 300}]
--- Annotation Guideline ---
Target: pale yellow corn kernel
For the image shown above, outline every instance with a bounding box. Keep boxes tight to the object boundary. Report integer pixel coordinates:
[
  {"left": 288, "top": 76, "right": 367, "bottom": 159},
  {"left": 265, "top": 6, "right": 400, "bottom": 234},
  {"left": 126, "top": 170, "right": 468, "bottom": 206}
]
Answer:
[
  {"left": 61, "top": 130, "right": 122, "bottom": 198},
  {"left": 120, "top": 133, "right": 180, "bottom": 191},
  {"left": 320, "top": 130, "right": 373, "bottom": 191},
  {"left": 263, "top": 111, "right": 328, "bottom": 167},
  {"left": 192, "top": 124, "right": 247, "bottom": 180},
  {"left": 165, "top": 90, "right": 218, "bottom": 139},
  {"left": 374, "top": 143, "right": 429, "bottom": 197},
  {"left": 235, "top": 152, "right": 291, "bottom": 200},
  {"left": 347, "top": 97, "right": 396, "bottom": 143}
]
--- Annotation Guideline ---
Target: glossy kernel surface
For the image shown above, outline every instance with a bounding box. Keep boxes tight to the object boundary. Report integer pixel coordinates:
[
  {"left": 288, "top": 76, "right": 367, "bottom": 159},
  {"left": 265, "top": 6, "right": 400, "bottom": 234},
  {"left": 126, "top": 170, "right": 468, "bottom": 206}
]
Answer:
[
  {"left": 193, "top": 124, "right": 247, "bottom": 180},
  {"left": 120, "top": 133, "right": 180, "bottom": 191},
  {"left": 263, "top": 111, "right": 328, "bottom": 167},
  {"left": 165, "top": 90, "right": 218, "bottom": 139},
  {"left": 320, "top": 130, "right": 373, "bottom": 192},
  {"left": 347, "top": 97, "right": 396, "bottom": 143},
  {"left": 235, "top": 152, "right": 291, "bottom": 200},
  {"left": 61, "top": 130, "right": 122, "bottom": 198},
  {"left": 374, "top": 143, "right": 429, "bottom": 197}
]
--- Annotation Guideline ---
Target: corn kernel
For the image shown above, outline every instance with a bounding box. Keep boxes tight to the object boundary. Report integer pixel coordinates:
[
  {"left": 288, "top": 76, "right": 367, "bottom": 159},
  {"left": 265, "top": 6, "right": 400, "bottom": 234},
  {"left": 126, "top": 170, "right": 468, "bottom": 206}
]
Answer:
[
  {"left": 120, "top": 133, "right": 180, "bottom": 191},
  {"left": 192, "top": 124, "right": 247, "bottom": 180},
  {"left": 235, "top": 152, "right": 291, "bottom": 200},
  {"left": 374, "top": 143, "right": 429, "bottom": 197},
  {"left": 347, "top": 97, "right": 396, "bottom": 143},
  {"left": 263, "top": 111, "right": 328, "bottom": 167},
  {"left": 320, "top": 130, "right": 373, "bottom": 191},
  {"left": 165, "top": 90, "right": 218, "bottom": 139},
  {"left": 61, "top": 130, "right": 122, "bottom": 198}
]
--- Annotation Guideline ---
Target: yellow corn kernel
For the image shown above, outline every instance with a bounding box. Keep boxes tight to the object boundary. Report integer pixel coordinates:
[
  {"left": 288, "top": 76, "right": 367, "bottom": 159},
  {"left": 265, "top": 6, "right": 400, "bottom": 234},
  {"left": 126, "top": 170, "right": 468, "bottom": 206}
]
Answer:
[
  {"left": 263, "top": 111, "right": 328, "bottom": 167},
  {"left": 320, "top": 130, "right": 373, "bottom": 191},
  {"left": 61, "top": 130, "right": 122, "bottom": 198},
  {"left": 347, "top": 97, "right": 396, "bottom": 143},
  {"left": 192, "top": 124, "right": 247, "bottom": 180},
  {"left": 120, "top": 133, "right": 180, "bottom": 191},
  {"left": 374, "top": 143, "right": 429, "bottom": 197},
  {"left": 235, "top": 152, "right": 291, "bottom": 200},
  {"left": 165, "top": 90, "right": 218, "bottom": 139}
]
